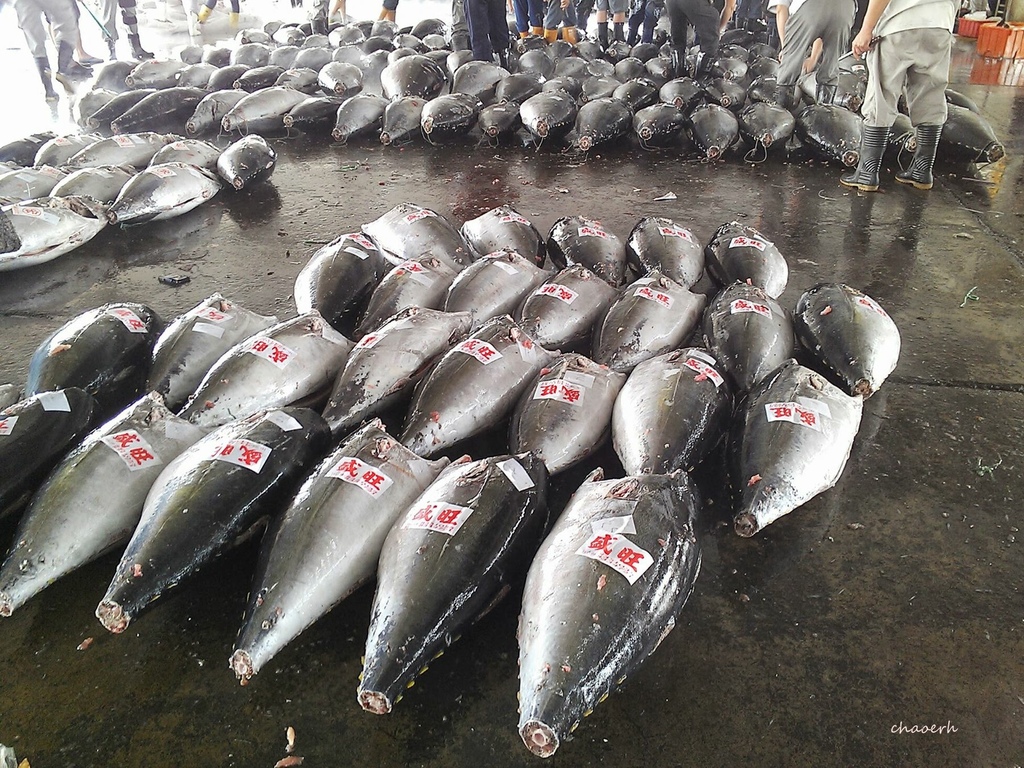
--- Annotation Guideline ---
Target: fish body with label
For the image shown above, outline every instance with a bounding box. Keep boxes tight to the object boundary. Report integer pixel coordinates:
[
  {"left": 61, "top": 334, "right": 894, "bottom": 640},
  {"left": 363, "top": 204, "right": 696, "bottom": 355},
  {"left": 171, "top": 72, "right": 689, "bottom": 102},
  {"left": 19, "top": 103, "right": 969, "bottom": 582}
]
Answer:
[
  {"left": 517, "top": 470, "right": 701, "bottom": 758},
  {"left": 460, "top": 206, "right": 545, "bottom": 266},
  {"left": 0, "top": 393, "right": 206, "bottom": 617},
  {"left": 361, "top": 202, "right": 475, "bottom": 273},
  {"left": 355, "top": 256, "right": 460, "bottom": 338},
  {"left": 624, "top": 216, "right": 705, "bottom": 288},
  {"left": 546, "top": 215, "right": 626, "bottom": 288},
  {"left": 703, "top": 221, "right": 788, "bottom": 299},
  {"left": 230, "top": 419, "right": 449, "bottom": 683},
  {"left": 107, "top": 161, "right": 222, "bottom": 226},
  {"left": 516, "top": 264, "right": 619, "bottom": 353},
  {"left": 443, "top": 249, "right": 551, "bottom": 330},
  {"left": 95, "top": 407, "right": 331, "bottom": 634},
  {"left": 358, "top": 452, "right": 548, "bottom": 715},
  {"left": 0, "top": 195, "right": 110, "bottom": 271}
]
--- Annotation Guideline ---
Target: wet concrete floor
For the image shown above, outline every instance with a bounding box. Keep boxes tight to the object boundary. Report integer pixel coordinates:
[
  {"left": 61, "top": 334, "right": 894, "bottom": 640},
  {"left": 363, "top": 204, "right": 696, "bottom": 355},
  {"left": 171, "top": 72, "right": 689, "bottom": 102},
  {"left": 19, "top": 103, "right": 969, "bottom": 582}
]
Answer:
[{"left": 0, "top": 7, "right": 1023, "bottom": 767}]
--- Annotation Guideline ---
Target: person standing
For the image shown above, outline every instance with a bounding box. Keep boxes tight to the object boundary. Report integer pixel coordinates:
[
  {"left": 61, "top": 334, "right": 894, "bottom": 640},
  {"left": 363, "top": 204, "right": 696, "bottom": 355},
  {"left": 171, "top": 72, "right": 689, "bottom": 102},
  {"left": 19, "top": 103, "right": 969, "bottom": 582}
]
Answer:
[
  {"left": 465, "top": 0, "right": 510, "bottom": 66},
  {"left": 14, "top": 0, "right": 92, "bottom": 100},
  {"left": 594, "top": 0, "right": 627, "bottom": 47},
  {"left": 840, "top": 0, "right": 957, "bottom": 191},
  {"left": 663, "top": 0, "right": 735, "bottom": 78},
  {"left": 197, "top": 0, "right": 240, "bottom": 27},
  {"left": 770, "top": 0, "right": 855, "bottom": 106},
  {"left": 98, "top": 0, "right": 153, "bottom": 59},
  {"left": 543, "top": 0, "right": 578, "bottom": 42}
]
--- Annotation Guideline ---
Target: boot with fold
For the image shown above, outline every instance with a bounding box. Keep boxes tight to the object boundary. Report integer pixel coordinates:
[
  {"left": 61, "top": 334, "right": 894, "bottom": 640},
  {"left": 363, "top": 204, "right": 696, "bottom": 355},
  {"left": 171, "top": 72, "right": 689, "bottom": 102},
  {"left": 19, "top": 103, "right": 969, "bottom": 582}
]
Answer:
[
  {"left": 690, "top": 49, "right": 714, "bottom": 79},
  {"left": 497, "top": 48, "right": 511, "bottom": 69},
  {"left": 895, "top": 123, "right": 942, "bottom": 190},
  {"left": 128, "top": 34, "right": 153, "bottom": 59},
  {"left": 840, "top": 124, "right": 890, "bottom": 192},
  {"left": 669, "top": 47, "right": 684, "bottom": 80},
  {"left": 55, "top": 41, "right": 92, "bottom": 91},
  {"left": 530, "top": 25, "right": 543, "bottom": 36},
  {"left": 34, "top": 56, "right": 59, "bottom": 102},
  {"left": 815, "top": 83, "right": 837, "bottom": 106},
  {"left": 563, "top": 26, "right": 578, "bottom": 44},
  {"left": 197, "top": 5, "right": 212, "bottom": 22}
]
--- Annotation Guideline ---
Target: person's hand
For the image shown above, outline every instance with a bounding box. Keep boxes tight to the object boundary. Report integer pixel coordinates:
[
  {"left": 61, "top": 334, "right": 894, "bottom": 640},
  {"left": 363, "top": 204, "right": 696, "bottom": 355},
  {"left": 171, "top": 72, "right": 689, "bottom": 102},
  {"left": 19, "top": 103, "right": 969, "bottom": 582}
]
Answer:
[
  {"left": 561, "top": 0, "right": 569, "bottom": 10},
  {"left": 851, "top": 28, "right": 874, "bottom": 59}
]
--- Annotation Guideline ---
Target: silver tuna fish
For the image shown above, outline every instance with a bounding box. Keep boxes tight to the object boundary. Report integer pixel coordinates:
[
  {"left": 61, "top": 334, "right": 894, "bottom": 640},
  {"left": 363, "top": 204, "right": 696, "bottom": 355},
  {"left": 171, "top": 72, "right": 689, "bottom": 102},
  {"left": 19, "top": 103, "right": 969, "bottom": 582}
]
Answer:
[
  {"left": 625, "top": 216, "right": 704, "bottom": 287},
  {"left": 356, "top": 256, "right": 460, "bottom": 337},
  {"left": 108, "top": 162, "right": 221, "bottom": 226},
  {"left": 0, "top": 197, "right": 109, "bottom": 271},
  {"left": 49, "top": 165, "right": 134, "bottom": 204},
  {"left": 294, "top": 231, "right": 387, "bottom": 333},
  {"left": 361, "top": 202, "right": 476, "bottom": 272},
  {"left": 443, "top": 249, "right": 551, "bottom": 330},
  {"left": 149, "top": 139, "right": 222, "bottom": 171},
  {"left": 0, "top": 166, "right": 67, "bottom": 205},
  {"left": 221, "top": 87, "right": 309, "bottom": 134},
  {"left": 516, "top": 265, "right": 619, "bottom": 352},
  {"left": 66, "top": 133, "right": 179, "bottom": 169},
  {"left": 703, "top": 221, "right": 789, "bottom": 299},
  {"left": 459, "top": 206, "right": 545, "bottom": 266},
  {"left": 547, "top": 216, "right": 626, "bottom": 287}
]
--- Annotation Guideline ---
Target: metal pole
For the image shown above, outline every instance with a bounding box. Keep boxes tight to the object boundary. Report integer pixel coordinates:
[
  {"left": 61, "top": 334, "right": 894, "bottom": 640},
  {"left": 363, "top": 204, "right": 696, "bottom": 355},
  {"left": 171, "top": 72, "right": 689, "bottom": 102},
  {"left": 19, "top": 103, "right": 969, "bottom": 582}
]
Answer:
[{"left": 76, "top": 0, "right": 114, "bottom": 41}]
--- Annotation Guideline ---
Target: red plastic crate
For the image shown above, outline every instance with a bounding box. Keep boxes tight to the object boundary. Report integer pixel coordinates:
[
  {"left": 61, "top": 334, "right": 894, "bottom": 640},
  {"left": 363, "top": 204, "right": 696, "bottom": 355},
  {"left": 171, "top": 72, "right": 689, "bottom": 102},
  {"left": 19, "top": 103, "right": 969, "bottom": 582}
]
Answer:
[
  {"left": 958, "top": 17, "right": 983, "bottom": 38},
  {"left": 977, "top": 22, "right": 1024, "bottom": 58}
]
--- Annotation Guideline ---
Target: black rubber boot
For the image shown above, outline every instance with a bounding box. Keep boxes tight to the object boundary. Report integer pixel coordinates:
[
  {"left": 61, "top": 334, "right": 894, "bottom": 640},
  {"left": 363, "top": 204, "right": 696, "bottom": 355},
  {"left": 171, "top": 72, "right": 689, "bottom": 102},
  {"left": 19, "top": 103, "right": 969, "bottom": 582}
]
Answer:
[
  {"left": 107, "top": 38, "right": 117, "bottom": 59},
  {"left": 669, "top": 47, "right": 684, "bottom": 80},
  {"left": 840, "top": 124, "right": 890, "bottom": 192},
  {"left": 128, "top": 33, "right": 153, "bottom": 60},
  {"left": 34, "top": 56, "right": 59, "bottom": 101},
  {"left": 597, "top": 21, "right": 608, "bottom": 48},
  {"left": 613, "top": 21, "right": 624, "bottom": 42},
  {"left": 691, "top": 50, "right": 714, "bottom": 79},
  {"left": 55, "top": 41, "right": 91, "bottom": 91},
  {"left": 896, "top": 123, "right": 942, "bottom": 190},
  {"left": 815, "top": 83, "right": 837, "bottom": 106},
  {"left": 497, "top": 48, "right": 511, "bottom": 70}
]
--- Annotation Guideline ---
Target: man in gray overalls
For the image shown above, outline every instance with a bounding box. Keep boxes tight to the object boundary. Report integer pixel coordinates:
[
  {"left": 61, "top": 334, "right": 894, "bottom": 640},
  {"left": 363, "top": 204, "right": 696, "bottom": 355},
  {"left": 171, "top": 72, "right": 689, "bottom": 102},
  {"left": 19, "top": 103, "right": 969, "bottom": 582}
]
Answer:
[
  {"left": 771, "top": 0, "right": 855, "bottom": 107},
  {"left": 13, "top": 0, "right": 93, "bottom": 101},
  {"left": 664, "top": 0, "right": 735, "bottom": 79}
]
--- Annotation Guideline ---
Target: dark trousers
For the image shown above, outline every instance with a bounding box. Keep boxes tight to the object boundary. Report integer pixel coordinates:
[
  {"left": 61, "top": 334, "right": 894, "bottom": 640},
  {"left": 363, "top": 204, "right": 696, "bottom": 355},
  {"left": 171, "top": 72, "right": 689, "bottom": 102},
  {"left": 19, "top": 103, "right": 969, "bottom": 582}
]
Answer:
[
  {"left": 465, "top": 0, "right": 509, "bottom": 60},
  {"left": 513, "top": 0, "right": 543, "bottom": 31},
  {"left": 664, "top": 0, "right": 720, "bottom": 53},
  {"left": 627, "top": 0, "right": 661, "bottom": 44}
]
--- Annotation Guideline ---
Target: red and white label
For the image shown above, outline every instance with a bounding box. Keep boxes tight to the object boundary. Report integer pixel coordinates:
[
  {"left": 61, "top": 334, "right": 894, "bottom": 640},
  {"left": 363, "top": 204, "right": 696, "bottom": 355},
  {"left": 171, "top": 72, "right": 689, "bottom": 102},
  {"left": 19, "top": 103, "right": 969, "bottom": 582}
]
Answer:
[
  {"left": 403, "top": 501, "right": 474, "bottom": 536},
  {"left": 11, "top": 205, "right": 59, "bottom": 225},
  {"left": 326, "top": 455, "right": 394, "bottom": 498},
  {"left": 499, "top": 212, "right": 530, "bottom": 225},
  {"left": 455, "top": 338, "right": 502, "bottom": 364},
  {"left": 578, "top": 224, "right": 609, "bottom": 239},
  {"left": 634, "top": 285, "right": 674, "bottom": 309},
  {"left": 107, "top": 307, "right": 148, "bottom": 333},
  {"left": 53, "top": 137, "right": 73, "bottom": 146},
  {"left": 658, "top": 225, "right": 695, "bottom": 243},
  {"left": 101, "top": 430, "right": 162, "bottom": 471},
  {"left": 855, "top": 295, "right": 888, "bottom": 317},
  {"left": 729, "top": 235, "right": 768, "bottom": 251},
  {"left": 39, "top": 166, "right": 64, "bottom": 179},
  {"left": 0, "top": 415, "right": 17, "bottom": 436},
  {"left": 195, "top": 306, "right": 232, "bottom": 324},
  {"left": 404, "top": 208, "right": 437, "bottom": 223},
  {"left": 576, "top": 531, "right": 653, "bottom": 585},
  {"left": 396, "top": 259, "right": 435, "bottom": 286},
  {"left": 345, "top": 232, "right": 376, "bottom": 250},
  {"left": 682, "top": 356, "right": 725, "bottom": 387},
  {"left": 246, "top": 337, "right": 296, "bottom": 369},
  {"left": 356, "top": 332, "right": 383, "bottom": 349},
  {"left": 169, "top": 140, "right": 190, "bottom": 150},
  {"left": 535, "top": 283, "right": 578, "bottom": 304},
  {"left": 764, "top": 401, "right": 822, "bottom": 431},
  {"left": 730, "top": 298, "right": 771, "bottom": 317},
  {"left": 211, "top": 438, "right": 272, "bottom": 473},
  {"left": 149, "top": 166, "right": 177, "bottom": 178},
  {"left": 533, "top": 379, "right": 585, "bottom": 405},
  {"left": 113, "top": 135, "right": 138, "bottom": 147}
]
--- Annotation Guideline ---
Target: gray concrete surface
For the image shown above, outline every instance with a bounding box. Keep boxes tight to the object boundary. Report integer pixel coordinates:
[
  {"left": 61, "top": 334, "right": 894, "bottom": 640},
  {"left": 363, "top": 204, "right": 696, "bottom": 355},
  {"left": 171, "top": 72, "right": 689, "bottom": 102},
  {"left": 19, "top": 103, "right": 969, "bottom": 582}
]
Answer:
[{"left": 0, "top": 7, "right": 1022, "bottom": 768}]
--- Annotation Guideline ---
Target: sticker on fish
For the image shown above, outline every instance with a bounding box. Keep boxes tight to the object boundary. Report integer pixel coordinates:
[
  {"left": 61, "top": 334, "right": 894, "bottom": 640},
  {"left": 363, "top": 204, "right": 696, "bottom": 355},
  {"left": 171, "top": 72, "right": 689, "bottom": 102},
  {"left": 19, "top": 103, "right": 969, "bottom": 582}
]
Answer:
[
  {"left": 796, "top": 396, "right": 831, "bottom": 418},
  {"left": 326, "top": 456, "right": 393, "bottom": 497},
  {"left": 106, "top": 307, "right": 148, "bottom": 334},
  {"left": 455, "top": 338, "right": 502, "bottom": 364},
  {"left": 37, "top": 391, "right": 71, "bottom": 412},
  {"left": 634, "top": 285, "right": 674, "bottom": 308},
  {"left": 404, "top": 208, "right": 437, "bottom": 224},
  {"left": 497, "top": 458, "right": 535, "bottom": 490},
  {"left": 344, "top": 247, "right": 370, "bottom": 260},
  {"left": 856, "top": 295, "right": 889, "bottom": 318},
  {"left": 499, "top": 212, "right": 530, "bottom": 225},
  {"left": 149, "top": 166, "right": 177, "bottom": 179},
  {"left": 491, "top": 259, "right": 519, "bottom": 276},
  {"left": 578, "top": 223, "right": 609, "bottom": 239},
  {"left": 533, "top": 379, "right": 585, "bottom": 405},
  {"left": 658, "top": 225, "right": 695, "bottom": 243},
  {"left": 535, "top": 283, "right": 578, "bottom": 305},
  {"left": 730, "top": 298, "right": 771, "bottom": 317},
  {"left": 344, "top": 232, "right": 376, "bottom": 250},
  {"left": 563, "top": 370, "right": 595, "bottom": 388},
  {"left": 211, "top": 438, "right": 272, "bottom": 473},
  {"left": 113, "top": 135, "right": 140, "bottom": 147},
  {"left": 403, "top": 501, "right": 474, "bottom": 536},
  {"left": 264, "top": 410, "right": 302, "bottom": 432},
  {"left": 0, "top": 415, "right": 18, "bottom": 436},
  {"left": 196, "top": 305, "right": 232, "bottom": 324},
  {"left": 686, "top": 349, "right": 718, "bottom": 367},
  {"left": 576, "top": 531, "right": 653, "bottom": 585},
  {"left": 764, "top": 401, "right": 823, "bottom": 431},
  {"left": 192, "top": 322, "right": 225, "bottom": 338},
  {"left": 356, "top": 332, "right": 383, "bottom": 350},
  {"left": 396, "top": 259, "right": 436, "bottom": 286},
  {"left": 729, "top": 235, "right": 768, "bottom": 251},
  {"left": 10, "top": 205, "right": 59, "bottom": 225},
  {"left": 101, "top": 429, "right": 162, "bottom": 472},
  {"left": 682, "top": 355, "right": 724, "bottom": 387},
  {"left": 246, "top": 337, "right": 296, "bottom": 369}
]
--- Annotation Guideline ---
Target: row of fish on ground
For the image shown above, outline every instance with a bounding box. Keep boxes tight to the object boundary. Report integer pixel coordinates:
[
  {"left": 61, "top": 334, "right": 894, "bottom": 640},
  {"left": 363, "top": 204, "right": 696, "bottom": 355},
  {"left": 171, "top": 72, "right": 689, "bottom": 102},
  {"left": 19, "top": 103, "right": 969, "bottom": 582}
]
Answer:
[
  {"left": 52, "top": 17, "right": 1007, "bottom": 165},
  {"left": 0, "top": 128, "right": 279, "bottom": 271},
  {"left": 0, "top": 200, "right": 901, "bottom": 757}
]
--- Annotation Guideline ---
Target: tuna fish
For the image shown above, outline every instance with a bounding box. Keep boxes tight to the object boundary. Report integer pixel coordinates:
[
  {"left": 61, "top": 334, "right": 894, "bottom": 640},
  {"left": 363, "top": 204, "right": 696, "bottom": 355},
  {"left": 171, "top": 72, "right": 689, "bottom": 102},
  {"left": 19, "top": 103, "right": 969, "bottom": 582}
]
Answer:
[
  {"left": 275, "top": 68, "right": 322, "bottom": 95},
  {"left": 185, "top": 90, "right": 248, "bottom": 137},
  {"left": 293, "top": 231, "right": 388, "bottom": 332},
  {"left": 381, "top": 55, "right": 447, "bottom": 100},
  {"left": 496, "top": 73, "right": 543, "bottom": 106},
  {"left": 67, "top": 133, "right": 178, "bottom": 169},
  {"left": 230, "top": 420, "right": 449, "bottom": 682},
  {"left": 517, "top": 470, "right": 701, "bottom": 757},
  {"left": 937, "top": 104, "right": 1004, "bottom": 165},
  {"left": 178, "top": 62, "right": 217, "bottom": 88},
  {"left": 207, "top": 64, "right": 252, "bottom": 91},
  {"left": 323, "top": 307, "right": 472, "bottom": 436},
  {"left": 625, "top": 217, "right": 704, "bottom": 286},
  {"left": 358, "top": 452, "right": 548, "bottom": 714},
  {"left": 515, "top": 265, "right": 619, "bottom": 351},
  {"left": 547, "top": 216, "right": 626, "bottom": 287},
  {"left": 331, "top": 93, "right": 389, "bottom": 142},
  {"left": 703, "top": 221, "right": 788, "bottom": 299},
  {"left": 612, "top": 348, "right": 732, "bottom": 474},
  {"left": 443, "top": 249, "right": 551, "bottom": 329},
  {"left": 738, "top": 102, "right": 796, "bottom": 151},
  {"left": 702, "top": 282, "right": 795, "bottom": 392},
  {"left": 216, "top": 135, "right": 277, "bottom": 190},
  {"left": 280, "top": 95, "right": 342, "bottom": 133},
  {"left": 221, "top": 87, "right": 309, "bottom": 134},
  {"left": 318, "top": 61, "right": 363, "bottom": 96},
  {"left": 451, "top": 61, "right": 508, "bottom": 104},
  {"left": 478, "top": 103, "right": 523, "bottom": 140},
  {"left": 75, "top": 89, "right": 117, "bottom": 127},
  {"left": 401, "top": 315, "right": 557, "bottom": 457},
  {"left": 124, "top": 59, "right": 186, "bottom": 89},
  {"left": 574, "top": 97, "right": 633, "bottom": 151},
  {"left": 361, "top": 203, "right": 474, "bottom": 272},
  {"left": 520, "top": 90, "right": 579, "bottom": 142},
  {"left": 611, "top": 78, "right": 659, "bottom": 113},
  {"left": 0, "top": 132, "right": 56, "bottom": 166},
  {"left": 731, "top": 360, "right": 862, "bottom": 536},
  {"left": 793, "top": 283, "right": 900, "bottom": 397},
  {"left": 0, "top": 393, "right": 206, "bottom": 615},
  {"left": 659, "top": 77, "right": 703, "bottom": 110},
  {"left": 231, "top": 43, "right": 272, "bottom": 68},
  {"left": 702, "top": 78, "right": 746, "bottom": 111},
  {"left": 592, "top": 272, "right": 706, "bottom": 373},
  {"left": 85, "top": 89, "right": 158, "bottom": 131},
  {"left": 421, "top": 93, "right": 481, "bottom": 142},
  {"left": 149, "top": 139, "right": 222, "bottom": 171},
  {"left": 0, "top": 166, "right": 67, "bottom": 205},
  {"left": 380, "top": 96, "right": 427, "bottom": 145},
  {"left": 510, "top": 355, "right": 626, "bottom": 474},
  {"left": 25, "top": 303, "right": 162, "bottom": 414},
  {"left": 235, "top": 65, "right": 288, "bottom": 92},
  {"left": 33, "top": 134, "right": 104, "bottom": 167},
  {"left": 108, "top": 163, "right": 221, "bottom": 226},
  {"left": 49, "top": 165, "right": 134, "bottom": 204},
  {"left": 0, "top": 196, "right": 110, "bottom": 270},
  {"left": 633, "top": 103, "right": 687, "bottom": 147},
  {"left": 356, "top": 257, "right": 460, "bottom": 336},
  {"left": 0, "top": 389, "right": 96, "bottom": 517},
  {"left": 460, "top": 206, "right": 544, "bottom": 265},
  {"left": 109, "top": 87, "right": 207, "bottom": 134},
  {"left": 687, "top": 103, "right": 740, "bottom": 160},
  {"left": 148, "top": 294, "right": 278, "bottom": 412},
  {"left": 542, "top": 76, "right": 584, "bottom": 100},
  {"left": 95, "top": 407, "right": 331, "bottom": 633},
  {"left": 92, "top": 60, "right": 136, "bottom": 93},
  {"left": 795, "top": 104, "right": 862, "bottom": 167},
  {"left": 179, "top": 312, "right": 354, "bottom": 428}
]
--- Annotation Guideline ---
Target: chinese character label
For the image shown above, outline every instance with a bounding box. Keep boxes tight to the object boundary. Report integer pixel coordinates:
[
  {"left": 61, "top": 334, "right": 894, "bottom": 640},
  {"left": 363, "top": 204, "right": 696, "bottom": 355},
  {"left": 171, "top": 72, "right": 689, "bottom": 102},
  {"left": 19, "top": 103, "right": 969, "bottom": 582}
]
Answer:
[
  {"left": 195, "top": 306, "right": 233, "bottom": 324},
  {"left": 326, "top": 455, "right": 394, "bottom": 498},
  {"left": 455, "top": 338, "right": 503, "bottom": 365},
  {"left": 404, "top": 208, "right": 436, "bottom": 223},
  {"left": 764, "top": 402, "right": 822, "bottom": 431},
  {"left": 575, "top": 531, "right": 654, "bottom": 585},
  {"left": 686, "top": 349, "right": 717, "bottom": 367},
  {"left": 658, "top": 225, "right": 695, "bottom": 242},
  {"left": 578, "top": 224, "right": 609, "bottom": 239},
  {"left": 212, "top": 439, "right": 272, "bottom": 473},
  {"left": 533, "top": 379, "right": 585, "bottom": 405},
  {"left": 403, "top": 501, "right": 474, "bottom": 536},
  {"left": 247, "top": 337, "right": 296, "bottom": 369},
  {"left": 397, "top": 260, "right": 435, "bottom": 286},
  {"left": 149, "top": 166, "right": 177, "bottom": 179},
  {"left": 536, "top": 283, "right": 579, "bottom": 305},
  {"left": 634, "top": 285, "right": 674, "bottom": 308},
  {"left": 499, "top": 212, "right": 530, "bottom": 225},
  {"left": 729, "top": 235, "right": 768, "bottom": 251},
  {"left": 856, "top": 295, "right": 889, "bottom": 317},
  {"left": 106, "top": 307, "right": 148, "bottom": 334},
  {"left": 682, "top": 357, "right": 725, "bottom": 388},
  {"left": 101, "top": 430, "right": 162, "bottom": 472},
  {"left": 729, "top": 299, "right": 772, "bottom": 317},
  {"left": 346, "top": 232, "right": 376, "bottom": 250},
  {"left": 0, "top": 415, "right": 17, "bottom": 436}
]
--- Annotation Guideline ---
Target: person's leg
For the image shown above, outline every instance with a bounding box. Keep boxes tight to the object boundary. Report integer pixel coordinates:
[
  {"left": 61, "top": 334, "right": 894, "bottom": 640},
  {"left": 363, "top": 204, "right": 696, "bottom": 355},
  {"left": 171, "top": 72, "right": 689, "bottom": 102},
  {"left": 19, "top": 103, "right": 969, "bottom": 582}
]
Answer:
[
  {"left": 626, "top": 0, "right": 644, "bottom": 44},
  {"left": 487, "top": 0, "right": 510, "bottom": 65},
  {"left": 117, "top": 0, "right": 152, "bottom": 58},
  {"left": 15, "top": 0, "right": 60, "bottom": 100},
  {"left": 595, "top": 0, "right": 609, "bottom": 46},
  {"left": 562, "top": 0, "right": 578, "bottom": 41},
  {"left": 527, "top": 0, "right": 544, "bottom": 34},
  {"left": 896, "top": 28, "right": 951, "bottom": 189},
  {"left": 682, "top": 0, "right": 719, "bottom": 74},
  {"left": 466, "top": 0, "right": 493, "bottom": 60},
  {"left": 641, "top": 0, "right": 660, "bottom": 43},
  {"left": 98, "top": 0, "right": 118, "bottom": 57},
  {"left": 662, "top": 0, "right": 690, "bottom": 77},
  {"left": 543, "top": 0, "right": 560, "bottom": 40},
  {"left": 610, "top": 0, "right": 626, "bottom": 41},
  {"left": 198, "top": 0, "right": 217, "bottom": 22},
  {"left": 813, "top": 0, "right": 854, "bottom": 101},
  {"left": 513, "top": 0, "right": 529, "bottom": 35},
  {"left": 575, "top": 0, "right": 594, "bottom": 35}
]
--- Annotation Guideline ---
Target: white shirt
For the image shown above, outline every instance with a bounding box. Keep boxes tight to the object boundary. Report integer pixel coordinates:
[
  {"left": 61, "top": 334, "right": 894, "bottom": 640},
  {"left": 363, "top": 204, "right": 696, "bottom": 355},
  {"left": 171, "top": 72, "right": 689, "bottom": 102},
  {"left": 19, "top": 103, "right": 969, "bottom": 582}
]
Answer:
[
  {"left": 767, "top": 0, "right": 808, "bottom": 16},
  {"left": 875, "top": 0, "right": 957, "bottom": 36}
]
